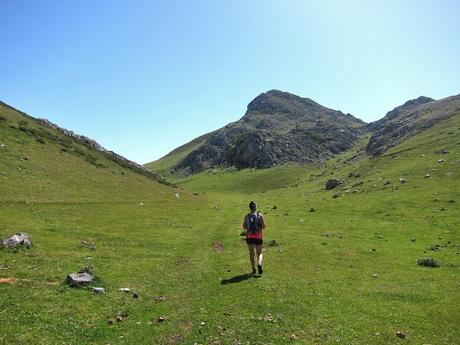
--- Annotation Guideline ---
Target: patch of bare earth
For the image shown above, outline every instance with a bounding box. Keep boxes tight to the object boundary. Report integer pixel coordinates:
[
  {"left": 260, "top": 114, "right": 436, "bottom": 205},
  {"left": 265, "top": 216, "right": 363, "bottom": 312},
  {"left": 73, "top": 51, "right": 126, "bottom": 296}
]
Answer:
[{"left": 214, "top": 241, "right": 224, "bottom": 253}]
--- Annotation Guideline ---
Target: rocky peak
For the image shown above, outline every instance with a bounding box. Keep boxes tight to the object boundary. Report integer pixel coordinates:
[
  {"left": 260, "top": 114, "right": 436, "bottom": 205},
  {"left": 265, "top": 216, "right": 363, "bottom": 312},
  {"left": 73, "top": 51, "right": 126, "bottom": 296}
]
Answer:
[
  {"left": 401, "top": 96, "right": 434, "bottom": 107},
  {"left": 245, "top": 90, "right": 319, "bottom": 117},
  {"left": 369, "top": 96, "right": 435, "bottom": 130}
]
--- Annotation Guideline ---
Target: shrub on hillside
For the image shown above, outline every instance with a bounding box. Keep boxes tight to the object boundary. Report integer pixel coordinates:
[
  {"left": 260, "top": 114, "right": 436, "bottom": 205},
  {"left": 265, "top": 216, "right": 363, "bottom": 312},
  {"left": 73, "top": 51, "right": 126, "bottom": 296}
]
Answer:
[{"left": 417, "top": 257, "right": 440, "bottom": 267}]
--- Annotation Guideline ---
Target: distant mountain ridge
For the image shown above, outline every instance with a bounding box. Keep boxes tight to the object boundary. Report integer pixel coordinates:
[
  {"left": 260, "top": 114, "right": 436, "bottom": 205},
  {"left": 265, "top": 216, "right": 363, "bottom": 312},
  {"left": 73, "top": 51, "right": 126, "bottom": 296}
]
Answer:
[
  {"left": 366, "top": 94, "right": 460, "bottom": 155},
  {"left": 148, "top": 90, "right": 460, "bottom": 176}
]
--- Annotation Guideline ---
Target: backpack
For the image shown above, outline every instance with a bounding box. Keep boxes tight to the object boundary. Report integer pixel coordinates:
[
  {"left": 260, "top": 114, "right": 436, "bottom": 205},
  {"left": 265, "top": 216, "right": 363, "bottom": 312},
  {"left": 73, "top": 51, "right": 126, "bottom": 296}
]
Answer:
[{"left": 247, "top": 213, "right": 260, "bottom": 234}]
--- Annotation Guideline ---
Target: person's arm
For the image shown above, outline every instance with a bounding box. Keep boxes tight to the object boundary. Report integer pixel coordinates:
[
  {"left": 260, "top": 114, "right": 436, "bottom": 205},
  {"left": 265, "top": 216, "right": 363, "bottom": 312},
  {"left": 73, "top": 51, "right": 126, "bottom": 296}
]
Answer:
[
  {"left": 259, "top": 213, "right": 265, "bottom": 230},
  {"left": 242, "top": 215, "right": 247, "bottom": 230}
]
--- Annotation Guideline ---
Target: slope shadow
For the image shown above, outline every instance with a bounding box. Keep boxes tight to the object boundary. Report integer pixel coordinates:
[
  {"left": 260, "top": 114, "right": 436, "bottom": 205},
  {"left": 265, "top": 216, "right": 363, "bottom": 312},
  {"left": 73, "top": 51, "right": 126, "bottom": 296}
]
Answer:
[{"left": 221, "top": 273, "right": 258, "bottom": 285}]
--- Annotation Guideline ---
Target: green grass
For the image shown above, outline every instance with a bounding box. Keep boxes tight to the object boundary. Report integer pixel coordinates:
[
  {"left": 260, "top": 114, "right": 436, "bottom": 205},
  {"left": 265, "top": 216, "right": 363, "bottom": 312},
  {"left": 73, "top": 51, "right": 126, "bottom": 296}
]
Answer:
[{"left": 1, "top": 104, "right": 459, "bottom": 344}]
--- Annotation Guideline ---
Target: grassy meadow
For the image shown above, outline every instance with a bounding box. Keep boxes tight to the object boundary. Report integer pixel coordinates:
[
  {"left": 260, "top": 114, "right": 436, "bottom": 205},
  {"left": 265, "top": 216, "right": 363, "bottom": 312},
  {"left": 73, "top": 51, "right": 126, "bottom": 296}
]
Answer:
[{"left": 1, "top": 105, "right": 459, "bottom": 344}]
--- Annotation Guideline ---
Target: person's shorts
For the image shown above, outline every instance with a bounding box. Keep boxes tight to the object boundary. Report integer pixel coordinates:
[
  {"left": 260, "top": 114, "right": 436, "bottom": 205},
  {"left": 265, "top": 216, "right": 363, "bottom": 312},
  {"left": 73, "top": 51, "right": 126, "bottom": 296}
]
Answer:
[{"left": 246, "top": 238, "right": 263, "bottom": 245}]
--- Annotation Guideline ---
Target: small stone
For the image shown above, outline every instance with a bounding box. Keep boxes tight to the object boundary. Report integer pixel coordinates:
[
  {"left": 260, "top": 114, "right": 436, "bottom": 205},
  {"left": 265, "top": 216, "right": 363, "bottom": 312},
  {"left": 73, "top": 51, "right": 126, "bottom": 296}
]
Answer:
[
  {"left": 424, "top": 174, "right": 431, "bottom": 178},
  {"left": 174, "top": 192, "right": 180, "bottom": 198},
  {"left": 410, "top": 237, "right": 416, "bottom": 242},
  {"left": 374, "top": 332, "right": 381, "bottom": 336},
  {"left": 290, "top": 333, "right": 297, "bottom": 340},
  {"left": 132, "top": 292, "right": 139, "bottom": 299},
  {"left": 326, "top": 178, "right": 342, "bottom": 190},
  {"left": 154, "top": 295, "right": 167, "bottom": 302},
  {"left": 272, "top": 205, "right": 277, "bottom": 210},
  {"left": 107, "top": 319, "right": 114, "bottom": 325},
  {"left": 399, "top": 178, "right": 406, "bottom": 183},
  {"left": 116, "top": 316, "right": 124, "bottom": 322},
  {"left": 200, "top": 321, "right": 205, "bottom": 326},
  {"left": 372, "top": 274, "right": 378, "bottom": 278},
  {"left": 92, "top": 287, "right": 105, "bottom": 294},
  {"left": 437, "top": 159, "right": 445, "bottom": 163},
  {"left": 309, "top": 207, "right": 315, "bottom": 212},
  {"left": 372, "top": 248, "right": 376, "bottom": 252},
  {"left": 158, "top": 316, "right": 166, "bottom": 322},
  {"left": 396, "top": 331, "right": 405, "bottom": 338},
  {"left": 118, "top": 288, "right": 130, "bottom": 293}
]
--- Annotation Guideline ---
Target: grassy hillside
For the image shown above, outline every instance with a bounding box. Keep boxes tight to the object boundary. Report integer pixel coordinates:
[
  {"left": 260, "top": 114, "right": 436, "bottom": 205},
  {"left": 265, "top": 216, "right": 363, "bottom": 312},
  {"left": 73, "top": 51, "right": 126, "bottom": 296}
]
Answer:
[
  {"left": 145, "top": 132, "right": 212, "bottom": 177},
  {"left": 0, "top": 102, "right": 171, "bottom": 202},
  {"left": 1, "top": 101, "right": 459, "bottom": 344}
]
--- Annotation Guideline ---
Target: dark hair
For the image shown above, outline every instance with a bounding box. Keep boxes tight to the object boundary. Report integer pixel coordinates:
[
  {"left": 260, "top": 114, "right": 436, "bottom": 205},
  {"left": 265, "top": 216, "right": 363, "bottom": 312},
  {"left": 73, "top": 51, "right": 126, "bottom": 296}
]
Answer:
[{"left": 249, "top": 201, "right": 257, "bottom": 210}]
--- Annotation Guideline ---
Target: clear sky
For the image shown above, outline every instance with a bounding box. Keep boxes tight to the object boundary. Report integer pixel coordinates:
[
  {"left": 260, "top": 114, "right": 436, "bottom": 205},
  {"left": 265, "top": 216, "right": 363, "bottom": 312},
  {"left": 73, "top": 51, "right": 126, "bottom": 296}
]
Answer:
[{"left": 1, "top": 0, "right": 459, "bottom": 163}]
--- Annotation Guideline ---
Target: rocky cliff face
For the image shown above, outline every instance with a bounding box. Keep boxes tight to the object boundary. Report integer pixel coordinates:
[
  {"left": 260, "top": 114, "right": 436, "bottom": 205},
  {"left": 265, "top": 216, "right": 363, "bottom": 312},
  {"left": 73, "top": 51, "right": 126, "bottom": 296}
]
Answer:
[
  {"left": 366, "top": 94, "right": 460, "bottom": 155},
  {"left": 172, "top": 90, "right": 366, "bottom": 175}
]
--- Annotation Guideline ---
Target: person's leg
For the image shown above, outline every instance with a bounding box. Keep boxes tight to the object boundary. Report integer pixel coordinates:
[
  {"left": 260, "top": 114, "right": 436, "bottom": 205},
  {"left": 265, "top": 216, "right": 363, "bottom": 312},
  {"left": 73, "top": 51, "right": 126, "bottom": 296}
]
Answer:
[
  {"left": 256, "top": 244, "right": 263, "bottom": 274},
  {"left": 247, "top": 243, "right": 256, "bottom": 272}
]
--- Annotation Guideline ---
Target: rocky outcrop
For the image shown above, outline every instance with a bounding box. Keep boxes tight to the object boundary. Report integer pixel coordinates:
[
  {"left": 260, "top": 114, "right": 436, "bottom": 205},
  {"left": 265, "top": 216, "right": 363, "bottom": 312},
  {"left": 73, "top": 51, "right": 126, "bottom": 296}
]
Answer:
[
  {"left": 1, "top": 232, "right": 31, "bottom": 248},
  {"left": 172, "top": 90, "right": 366, "bottom": 175},
  {"left": 366, "top": 94, "right": 460, "bottom": 155}
]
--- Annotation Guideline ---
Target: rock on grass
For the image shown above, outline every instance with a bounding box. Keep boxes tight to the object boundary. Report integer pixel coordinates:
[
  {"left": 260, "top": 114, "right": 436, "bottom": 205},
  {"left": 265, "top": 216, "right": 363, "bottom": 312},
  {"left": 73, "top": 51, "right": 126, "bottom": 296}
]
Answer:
[{"left": 66, "top": 272, "right": 94, "bottom": 286}]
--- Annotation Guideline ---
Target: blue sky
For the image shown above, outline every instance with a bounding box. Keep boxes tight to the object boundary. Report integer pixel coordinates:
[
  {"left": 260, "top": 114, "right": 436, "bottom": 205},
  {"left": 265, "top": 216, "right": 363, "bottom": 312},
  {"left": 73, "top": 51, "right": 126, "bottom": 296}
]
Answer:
[{"left": 1, "top": 0, "right": 459, "bottom": 163}]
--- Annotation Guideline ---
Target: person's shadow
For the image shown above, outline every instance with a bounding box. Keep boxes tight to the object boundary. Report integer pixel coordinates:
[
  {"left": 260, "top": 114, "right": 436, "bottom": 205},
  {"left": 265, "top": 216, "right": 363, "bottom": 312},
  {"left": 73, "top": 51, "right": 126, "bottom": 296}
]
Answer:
[{"left": 220, "top": 273, "right": 258, "bottom": 285}]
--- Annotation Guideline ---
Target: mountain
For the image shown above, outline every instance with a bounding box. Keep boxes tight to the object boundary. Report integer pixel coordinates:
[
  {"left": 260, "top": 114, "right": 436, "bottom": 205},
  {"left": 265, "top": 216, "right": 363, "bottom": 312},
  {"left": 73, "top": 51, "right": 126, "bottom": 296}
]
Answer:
[
  {"left": 366, "top": 94, "right": 460, "bottom": 155},
  {"left": 148, "top": 90, "right": 366, "bottom": 175}
]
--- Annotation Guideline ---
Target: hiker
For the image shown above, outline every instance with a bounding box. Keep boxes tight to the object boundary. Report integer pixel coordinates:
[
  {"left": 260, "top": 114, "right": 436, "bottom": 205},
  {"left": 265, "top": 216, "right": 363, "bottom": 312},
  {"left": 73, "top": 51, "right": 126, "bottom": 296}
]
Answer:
[{"left": 243, "top": 201, "right": 265, "bottom": 275}]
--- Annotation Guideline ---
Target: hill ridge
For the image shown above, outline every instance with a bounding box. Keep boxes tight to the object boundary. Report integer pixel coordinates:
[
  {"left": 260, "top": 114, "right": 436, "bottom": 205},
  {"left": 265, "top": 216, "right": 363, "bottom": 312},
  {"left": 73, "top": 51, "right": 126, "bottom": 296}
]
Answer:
[{"left": 0, "top": 100, "right": 171, "bottom": 186}]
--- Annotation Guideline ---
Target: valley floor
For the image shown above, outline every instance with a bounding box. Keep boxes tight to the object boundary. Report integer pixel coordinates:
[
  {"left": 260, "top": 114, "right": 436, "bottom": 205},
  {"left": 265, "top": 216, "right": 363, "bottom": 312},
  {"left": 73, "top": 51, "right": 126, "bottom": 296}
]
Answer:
[{"left": 1, "top": 117, "right": 460, "bottom": 344}]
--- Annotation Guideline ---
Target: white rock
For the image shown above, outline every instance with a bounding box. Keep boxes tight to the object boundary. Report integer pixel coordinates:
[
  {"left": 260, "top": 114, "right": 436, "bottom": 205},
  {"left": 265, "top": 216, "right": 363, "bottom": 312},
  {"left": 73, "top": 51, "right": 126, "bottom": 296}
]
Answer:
[{"left": 92, "top": 287, "right": 105, "bottom": 294}]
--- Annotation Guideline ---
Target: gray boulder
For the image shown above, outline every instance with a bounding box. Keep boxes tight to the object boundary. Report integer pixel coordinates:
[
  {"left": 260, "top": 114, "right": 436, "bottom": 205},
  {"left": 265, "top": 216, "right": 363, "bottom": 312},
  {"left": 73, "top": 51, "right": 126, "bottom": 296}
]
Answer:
[
  {"left": 66, "top": 272, "right": 94, "bottom": 286},
  {"left": 1, "top": 232, "right": 31, "bottom": 248}
]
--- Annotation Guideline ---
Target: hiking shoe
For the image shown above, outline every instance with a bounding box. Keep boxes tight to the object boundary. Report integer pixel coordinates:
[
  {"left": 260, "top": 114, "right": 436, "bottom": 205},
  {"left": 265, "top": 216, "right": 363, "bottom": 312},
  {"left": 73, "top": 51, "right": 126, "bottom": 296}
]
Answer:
[
  {"left": 257, "top": 265, "right": 263, "bottom": 275},
  {"left": 252, "top": 268, "right": 257, "bottom": 275}
]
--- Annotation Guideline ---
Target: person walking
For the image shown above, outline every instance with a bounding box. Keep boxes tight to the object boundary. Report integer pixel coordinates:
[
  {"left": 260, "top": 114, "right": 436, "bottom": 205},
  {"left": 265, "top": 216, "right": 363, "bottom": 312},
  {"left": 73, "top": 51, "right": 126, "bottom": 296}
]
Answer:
[{"left": 243, "top": 201, "right": 265, "bottom": 275}]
